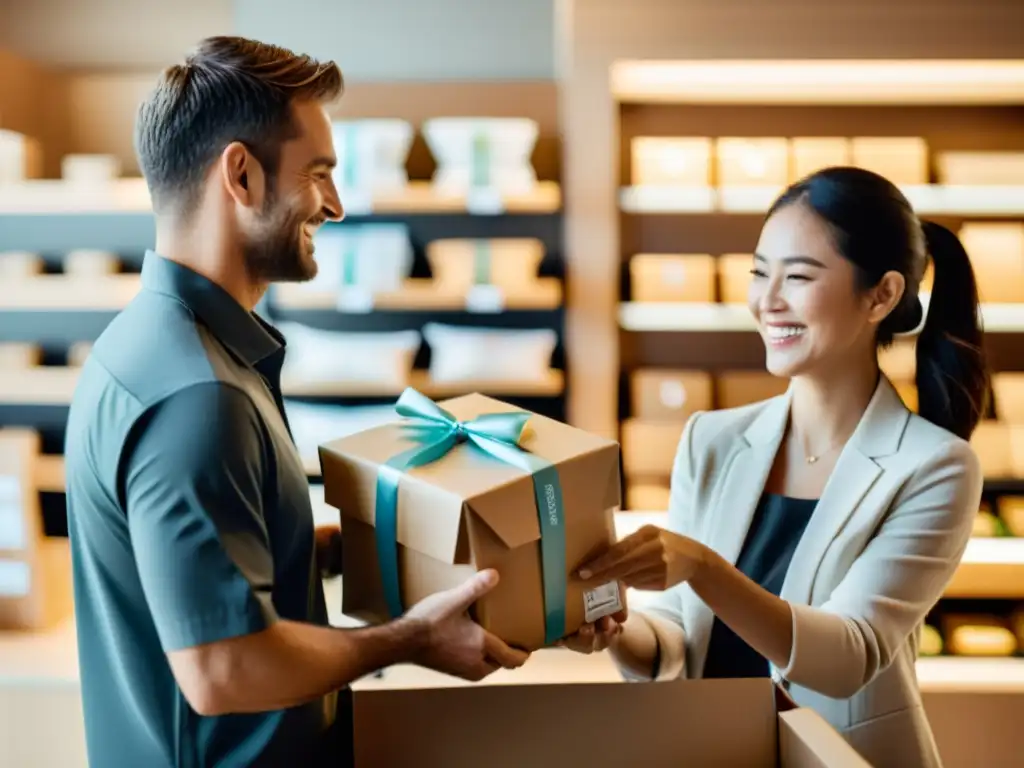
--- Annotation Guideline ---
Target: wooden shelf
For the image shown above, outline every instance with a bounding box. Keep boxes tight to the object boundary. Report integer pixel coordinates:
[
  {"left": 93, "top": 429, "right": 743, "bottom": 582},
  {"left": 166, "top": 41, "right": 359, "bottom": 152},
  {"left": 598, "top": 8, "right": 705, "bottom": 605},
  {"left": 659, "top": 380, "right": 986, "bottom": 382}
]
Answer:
[
  {"left": 0, "top": 367, "right": 565, "bottom": 407},
  {"left": 0, "top": 275, "right": 141, "bottom": 311},
  {"left": 621, "top": 184, "right": 1024, "bottom": 217},
  {"left": 270, "top": 277, "right": 563, "bottom": 312},
  {"left": 619, "top": 301, "right": 1024, "bottom": 334},
  {"left": 0, "top": 179, "right": 561, "bottom": 216},
  {"left": 281, "top": 369, "right": 565, "bottom": 399}
]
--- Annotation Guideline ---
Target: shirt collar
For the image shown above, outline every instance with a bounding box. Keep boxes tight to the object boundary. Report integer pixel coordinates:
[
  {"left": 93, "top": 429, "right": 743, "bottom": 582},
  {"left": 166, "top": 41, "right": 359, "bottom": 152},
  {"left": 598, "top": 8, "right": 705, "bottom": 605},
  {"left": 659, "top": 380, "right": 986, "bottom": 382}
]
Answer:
[{"left": 140, "top": 251, "right": 283, "bottom": 368}]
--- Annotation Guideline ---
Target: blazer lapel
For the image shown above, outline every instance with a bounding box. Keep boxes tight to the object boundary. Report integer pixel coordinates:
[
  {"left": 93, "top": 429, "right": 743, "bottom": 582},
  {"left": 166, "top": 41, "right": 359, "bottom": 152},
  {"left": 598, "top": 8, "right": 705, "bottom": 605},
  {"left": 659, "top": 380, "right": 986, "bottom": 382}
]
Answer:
[
  {"left": 780, "top": 376, "right": 909, "bottom": 606},
  {"left": 689, "top": 390, "right": 790, "bottom": 671}
]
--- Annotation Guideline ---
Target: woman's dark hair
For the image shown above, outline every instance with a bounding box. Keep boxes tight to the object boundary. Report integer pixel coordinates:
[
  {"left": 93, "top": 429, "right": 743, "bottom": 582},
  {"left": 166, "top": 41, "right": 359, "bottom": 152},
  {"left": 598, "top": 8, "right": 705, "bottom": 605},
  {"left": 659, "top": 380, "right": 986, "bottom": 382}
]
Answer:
[{"left": 767, "top": 166, "right": 988, "bottom": 441}]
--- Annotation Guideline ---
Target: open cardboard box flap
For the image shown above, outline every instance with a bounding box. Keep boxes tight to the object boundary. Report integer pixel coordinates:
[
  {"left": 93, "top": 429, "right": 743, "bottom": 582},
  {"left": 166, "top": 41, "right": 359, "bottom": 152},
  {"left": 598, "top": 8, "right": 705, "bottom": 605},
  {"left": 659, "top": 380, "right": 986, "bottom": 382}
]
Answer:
[
  {"left": 352, "top": 677, "right": 871, "bottom": 767},
  {"left": 319, "top": 392, "right": 621, "bottom": 565}
]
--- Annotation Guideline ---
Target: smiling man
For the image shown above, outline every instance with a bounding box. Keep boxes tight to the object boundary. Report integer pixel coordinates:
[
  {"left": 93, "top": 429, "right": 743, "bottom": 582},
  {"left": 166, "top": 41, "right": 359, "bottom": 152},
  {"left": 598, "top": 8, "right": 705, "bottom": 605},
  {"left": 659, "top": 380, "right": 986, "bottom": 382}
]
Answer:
[{"left": 63, "top": 37, "right": 527, "bottom": 768}]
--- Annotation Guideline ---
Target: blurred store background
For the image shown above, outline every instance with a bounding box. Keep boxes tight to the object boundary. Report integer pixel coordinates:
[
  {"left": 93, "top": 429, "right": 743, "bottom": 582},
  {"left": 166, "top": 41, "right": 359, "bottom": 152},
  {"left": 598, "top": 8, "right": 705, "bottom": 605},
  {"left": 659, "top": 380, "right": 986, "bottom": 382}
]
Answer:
[{"left": 3, "top": 0, "right": 1024, "bottom": 765}]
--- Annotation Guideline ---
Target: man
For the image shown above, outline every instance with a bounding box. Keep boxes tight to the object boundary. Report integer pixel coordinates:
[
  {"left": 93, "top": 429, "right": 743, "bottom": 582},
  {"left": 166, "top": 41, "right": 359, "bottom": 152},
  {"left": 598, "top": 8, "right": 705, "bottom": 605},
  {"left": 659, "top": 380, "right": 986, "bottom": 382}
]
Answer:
[{"left": 64, "top": 36, "right": 528, "bottom": 768}]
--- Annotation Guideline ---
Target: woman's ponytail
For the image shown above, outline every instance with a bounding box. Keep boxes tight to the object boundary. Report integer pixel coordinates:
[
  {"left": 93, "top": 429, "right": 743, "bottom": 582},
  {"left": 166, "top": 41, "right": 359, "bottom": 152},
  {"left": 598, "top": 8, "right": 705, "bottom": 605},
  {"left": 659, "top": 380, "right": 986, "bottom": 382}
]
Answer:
[{"left": 915, "top": 220, "right": 989, "bottom": 441}]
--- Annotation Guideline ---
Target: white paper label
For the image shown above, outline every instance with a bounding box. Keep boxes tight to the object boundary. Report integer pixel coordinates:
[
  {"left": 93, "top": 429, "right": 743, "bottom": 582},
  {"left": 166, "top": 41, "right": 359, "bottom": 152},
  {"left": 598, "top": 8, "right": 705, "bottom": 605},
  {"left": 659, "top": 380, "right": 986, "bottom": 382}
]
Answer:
[
  {"left": 466, "top": 187, "right": 505, "bottom": 215},
  {"left": 341, "top": 188, "right": 374, "bottom": 216},
  {"left": 336, "top": 286, "right": 375, "bottom": 314},
  {"left": 0, "top": 559, "right": 30, "bottom": 597},
  {"left": 0, "top": 504, "right": 26, "bottom": 551},
  {"left": 465, "top": 284, "right": 505, "bottom": 313},
  {"left": 583, "top": 581, "right": 623, "bottom": 624}
]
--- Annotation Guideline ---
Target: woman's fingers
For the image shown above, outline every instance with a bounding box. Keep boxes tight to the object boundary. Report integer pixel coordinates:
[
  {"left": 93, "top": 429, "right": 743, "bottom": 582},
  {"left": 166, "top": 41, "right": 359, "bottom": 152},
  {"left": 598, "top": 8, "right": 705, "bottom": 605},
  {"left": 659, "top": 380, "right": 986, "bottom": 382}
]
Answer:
[
  {"left": 577, "top": 526, "right": 661, "bottom": 580},
  {"left": 579, "top": 537, "right": 666, "bottom": 583}
]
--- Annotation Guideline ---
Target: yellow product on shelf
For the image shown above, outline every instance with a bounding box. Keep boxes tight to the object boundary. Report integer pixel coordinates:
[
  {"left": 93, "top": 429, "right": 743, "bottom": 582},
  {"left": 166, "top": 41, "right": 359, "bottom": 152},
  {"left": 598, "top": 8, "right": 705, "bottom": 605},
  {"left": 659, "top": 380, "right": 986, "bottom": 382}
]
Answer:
[
  {"left": 958, "top": 222, "right": 1024, "bottom": 304},
  {"left": 630, "top": 136, "right": 713, "bottom": 186},
  {"left": 425, "top": 238, "right": 544, "bottom": 293},
  {"left": 717, "top": 253, "right": 753, "bottom": 304},
  {"left": 715, "top": 138, "right": 790, "bottom": 187},
  {"left": 629, "top": 254, "right": 716, "bottom": 303},
  {"left": 626, "top": 482, "right": 671, "bottom": 512},
  {"left": 620, "top": 419, "right": 686, "bottom": 479},
  {"left": 999, "top": 496, "right": 1024, "bottom": 538},
  {"left": 630, "top": 369, "right": 713, "bottom": 421},
  {"left": 850, "top": 137, "right": 929, "bottom": 185},
  {"left": 790, "top": 137, "right": 851, "bottom": 181},
  {"left": 943, "top": 615, "right": 1019, "bottom": 658},
  {"left": 969, "top": 421, "right": 1016, "bottom": 479},
  {"left": 993, "top": 373, "right": 1024, "bottom": 423},
  {"left": 972, "top": 507, "right": 1002, "bottom": 538},
  {"left": 919, "top": 624, "right": 943, "bottom": 657},
  {"left": 715, "top": 372, "right": 790, "bottom": 410},
  {"left": 0, "top": 344, "right": 42, "bottom": 369},
  {"left": 936, "top": 151, "right": 1024, "bottom": 186}
]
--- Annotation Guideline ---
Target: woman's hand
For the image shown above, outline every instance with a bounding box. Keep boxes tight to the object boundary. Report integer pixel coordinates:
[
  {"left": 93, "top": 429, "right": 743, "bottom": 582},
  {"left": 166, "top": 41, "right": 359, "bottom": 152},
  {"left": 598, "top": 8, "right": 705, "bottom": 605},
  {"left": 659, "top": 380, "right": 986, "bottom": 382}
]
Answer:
[
  {"left": 556, "top": 613, "right": 626, "bottom": 655},
  {"left": 578, "top": 525, "right": 708, "bottom": 591}
]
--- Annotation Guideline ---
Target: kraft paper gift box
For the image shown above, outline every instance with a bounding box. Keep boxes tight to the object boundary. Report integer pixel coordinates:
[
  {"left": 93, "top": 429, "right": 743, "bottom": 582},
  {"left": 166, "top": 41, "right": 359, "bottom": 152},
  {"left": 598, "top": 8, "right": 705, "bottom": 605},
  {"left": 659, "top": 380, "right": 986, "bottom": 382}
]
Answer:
[{"left": 319, "top": 389, "right": 623, "bottom": 651}]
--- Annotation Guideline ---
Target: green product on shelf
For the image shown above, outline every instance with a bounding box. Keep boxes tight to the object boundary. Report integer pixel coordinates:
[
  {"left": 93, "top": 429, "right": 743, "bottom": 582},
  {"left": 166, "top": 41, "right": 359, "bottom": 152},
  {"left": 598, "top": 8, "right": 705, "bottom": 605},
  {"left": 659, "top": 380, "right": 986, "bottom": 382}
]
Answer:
[
  {"left": 472, "top": 240, "right": 492, "bottom": 285},
  {"left": 471, "top": 130, "right": 491, "bottom": 188},
  {"left": 343, "top": 124, "right": 359, "bottom": 188},
  {"left": 341, "top": 240, "right": 358, "bottom": 286}
]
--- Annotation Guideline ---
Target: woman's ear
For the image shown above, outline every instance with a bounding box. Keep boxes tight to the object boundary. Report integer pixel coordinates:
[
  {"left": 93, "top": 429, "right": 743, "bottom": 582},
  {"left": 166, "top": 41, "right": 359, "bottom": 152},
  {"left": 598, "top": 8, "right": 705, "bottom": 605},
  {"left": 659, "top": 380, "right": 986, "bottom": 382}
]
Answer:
[{"left": 869, "top": 270, "right": 907, "bottom": 324}]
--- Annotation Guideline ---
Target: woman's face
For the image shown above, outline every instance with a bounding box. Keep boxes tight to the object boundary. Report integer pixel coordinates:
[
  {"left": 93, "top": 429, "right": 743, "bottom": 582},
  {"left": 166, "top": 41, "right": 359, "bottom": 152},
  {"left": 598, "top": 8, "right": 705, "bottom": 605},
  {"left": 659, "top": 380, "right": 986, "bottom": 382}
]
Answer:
[{"left": 748, "top": 202, "right": 882, "bottom": 379}]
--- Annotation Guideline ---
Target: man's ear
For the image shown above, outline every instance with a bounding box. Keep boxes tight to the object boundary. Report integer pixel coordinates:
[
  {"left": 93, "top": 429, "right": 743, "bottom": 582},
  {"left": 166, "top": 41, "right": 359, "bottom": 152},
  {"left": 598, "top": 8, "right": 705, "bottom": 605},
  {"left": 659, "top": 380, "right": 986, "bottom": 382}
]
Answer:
[{"left": 220, "top": 141, "right": 265, "bottom": 210}]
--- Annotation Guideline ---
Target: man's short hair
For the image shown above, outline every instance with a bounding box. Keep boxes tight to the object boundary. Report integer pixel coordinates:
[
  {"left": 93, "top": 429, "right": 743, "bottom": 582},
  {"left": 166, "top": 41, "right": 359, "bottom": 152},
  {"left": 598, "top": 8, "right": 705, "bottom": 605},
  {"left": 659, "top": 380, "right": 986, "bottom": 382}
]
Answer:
[{"left": 135, "top": 36, "right": 343, "bottom": 217}]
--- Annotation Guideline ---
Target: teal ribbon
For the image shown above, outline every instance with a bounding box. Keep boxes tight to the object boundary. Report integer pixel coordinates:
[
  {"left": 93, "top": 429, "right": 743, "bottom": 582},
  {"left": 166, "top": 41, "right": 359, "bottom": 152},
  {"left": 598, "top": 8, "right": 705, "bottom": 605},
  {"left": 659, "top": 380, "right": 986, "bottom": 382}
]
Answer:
[{"left": 375, "top": 388, "right": 567, "bottom": 645}]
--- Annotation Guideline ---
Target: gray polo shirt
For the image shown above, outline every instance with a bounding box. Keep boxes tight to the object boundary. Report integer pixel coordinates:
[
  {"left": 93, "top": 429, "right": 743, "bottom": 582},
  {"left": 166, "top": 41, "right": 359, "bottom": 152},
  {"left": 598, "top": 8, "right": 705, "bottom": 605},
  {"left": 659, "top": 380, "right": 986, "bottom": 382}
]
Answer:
[{"left": 65, "top": 252, "right": 349, "bottom": 768}]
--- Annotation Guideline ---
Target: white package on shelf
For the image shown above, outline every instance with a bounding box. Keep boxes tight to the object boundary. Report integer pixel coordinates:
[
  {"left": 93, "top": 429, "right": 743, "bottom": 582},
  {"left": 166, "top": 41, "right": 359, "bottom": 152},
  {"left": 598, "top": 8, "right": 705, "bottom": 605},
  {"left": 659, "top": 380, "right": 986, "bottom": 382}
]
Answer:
[
  {"left": 0, "top": 475, "right": 25, "bottom": 551},
  {"left": 0, "top": 251, "right": 44, "bottom": 278},
  {"left": 284, "top": 400, "right": 397, "bottom": 461},
  {"left": 278, "top": 323, "right": 421, "bottom": 387},
  {"left": 306, "top": 224, "right": 413, "bottom": 294},
  {"left": 423, "top": 117, "right": 539, "bottom": 194},
  {"left": 331, "top": 119, "right": 414, "bottom": 193},
  {"left": 423, "top": 322, "right": 556, "bottom": 383},
  {"left": 60, "top": 154, "right": 121, "bottom": 183},
  {"left": 0, "top": 129, "right": 41, "bottom": 183},
  {"left": 63, "top": 249, "right": 120, "bottom": 277}
]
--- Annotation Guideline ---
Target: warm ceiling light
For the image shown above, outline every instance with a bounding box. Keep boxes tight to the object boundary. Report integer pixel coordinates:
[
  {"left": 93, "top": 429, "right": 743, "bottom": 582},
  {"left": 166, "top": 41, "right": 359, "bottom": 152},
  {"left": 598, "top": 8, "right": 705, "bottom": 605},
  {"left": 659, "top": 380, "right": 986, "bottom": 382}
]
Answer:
[{"left": 610, "top": 60, "right": 1024, "bottom": 104}]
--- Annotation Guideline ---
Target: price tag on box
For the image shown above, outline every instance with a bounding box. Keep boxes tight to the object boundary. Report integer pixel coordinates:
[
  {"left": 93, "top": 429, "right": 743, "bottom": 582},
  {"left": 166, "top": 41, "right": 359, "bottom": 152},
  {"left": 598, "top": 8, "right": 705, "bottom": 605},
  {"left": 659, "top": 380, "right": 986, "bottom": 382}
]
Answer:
[
  {"left": 341, "top": 187, "right": 374, "bottom": 216},
  {"left": 466, "top": 284, "right": 505, "bottom": 313},
  {"left": 466, "top": 187, "right": 505, "bottom": 216},
  {"left": 337, "top": 287, "right": 375, "bottom": 314}
]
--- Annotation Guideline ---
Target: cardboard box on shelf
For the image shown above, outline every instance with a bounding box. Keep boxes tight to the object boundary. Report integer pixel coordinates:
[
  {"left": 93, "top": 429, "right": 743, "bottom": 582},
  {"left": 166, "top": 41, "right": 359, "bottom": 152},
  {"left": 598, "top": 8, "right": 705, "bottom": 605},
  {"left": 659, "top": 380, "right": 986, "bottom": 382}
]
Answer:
[
  {"left": 319, "top": 389, "right": 623, "bottom": 652},
  {"left": 620, "top": 419, "right": 685, "bottom": 478},
  {"left": 629, "top": 254, "right": 716, "bottom": 303},
  {"left": 717, "top": 252, "right": 754, "bottom": 303},
  {"left": 850, "top": 137, "right": 929, "bottom": 185},
  {"left": 352, "top": 677, "right": 871, "bottom": 767},
  {"left": 716, "top": 372, "right": 790, "bottom": 409},
  {"left": 716, "top": 137, "right": 790, "bottom": 187},
  {"left": 630, "top": 369, "right": 713, "bottom": 421},
  {"left": 790, "top": 137, "right": 852, "bottom": 181}
]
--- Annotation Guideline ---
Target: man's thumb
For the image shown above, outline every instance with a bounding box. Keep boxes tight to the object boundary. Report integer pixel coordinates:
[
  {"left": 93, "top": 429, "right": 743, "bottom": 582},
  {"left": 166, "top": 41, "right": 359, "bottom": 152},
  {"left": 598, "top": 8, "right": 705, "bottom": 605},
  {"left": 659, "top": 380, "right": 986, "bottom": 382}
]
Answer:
[{"left": 445, "top": 569, "right": 499, "bottom": 614}]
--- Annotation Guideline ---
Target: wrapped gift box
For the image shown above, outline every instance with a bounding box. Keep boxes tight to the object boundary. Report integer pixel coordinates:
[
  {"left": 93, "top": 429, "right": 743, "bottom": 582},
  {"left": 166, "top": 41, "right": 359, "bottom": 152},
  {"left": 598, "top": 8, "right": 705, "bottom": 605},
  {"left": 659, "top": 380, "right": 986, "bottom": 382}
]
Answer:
[{"left": 319, "top": 389, "right": 622, "bottom": 651}]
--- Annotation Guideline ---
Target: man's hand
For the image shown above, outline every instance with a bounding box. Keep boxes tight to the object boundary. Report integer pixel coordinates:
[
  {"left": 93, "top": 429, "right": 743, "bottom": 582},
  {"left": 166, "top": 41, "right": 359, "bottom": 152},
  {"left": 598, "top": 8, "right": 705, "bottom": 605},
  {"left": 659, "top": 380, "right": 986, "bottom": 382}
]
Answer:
[
  {"left": 403, "top": 570, "right": 530, "bottom": 681},
  {"left": 578, "top": 525, "right": 707, "bottom": 591}
]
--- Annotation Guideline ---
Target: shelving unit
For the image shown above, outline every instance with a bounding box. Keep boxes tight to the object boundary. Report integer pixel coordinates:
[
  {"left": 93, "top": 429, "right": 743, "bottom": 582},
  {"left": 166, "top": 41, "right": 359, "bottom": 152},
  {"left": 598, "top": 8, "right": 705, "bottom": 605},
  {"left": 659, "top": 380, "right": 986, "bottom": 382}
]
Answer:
[{"left": 0, "top": 88, "right": 568, "bottom": 541}]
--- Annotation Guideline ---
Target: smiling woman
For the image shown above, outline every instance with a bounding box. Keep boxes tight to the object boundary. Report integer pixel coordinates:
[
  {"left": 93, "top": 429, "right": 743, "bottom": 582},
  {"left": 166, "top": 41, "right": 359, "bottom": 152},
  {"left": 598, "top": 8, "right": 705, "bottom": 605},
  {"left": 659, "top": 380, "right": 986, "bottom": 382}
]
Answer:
[{"left": 565, "top": 166, "right": 989, "bottom": 768}]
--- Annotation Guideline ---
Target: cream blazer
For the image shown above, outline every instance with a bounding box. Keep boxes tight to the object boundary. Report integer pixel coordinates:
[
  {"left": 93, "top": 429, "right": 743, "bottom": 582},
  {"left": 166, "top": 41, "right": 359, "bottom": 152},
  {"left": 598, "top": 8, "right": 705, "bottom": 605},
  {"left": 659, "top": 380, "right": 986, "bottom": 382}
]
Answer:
[{"left": 633, "top": 376, "right": 982, "bottom": 768}]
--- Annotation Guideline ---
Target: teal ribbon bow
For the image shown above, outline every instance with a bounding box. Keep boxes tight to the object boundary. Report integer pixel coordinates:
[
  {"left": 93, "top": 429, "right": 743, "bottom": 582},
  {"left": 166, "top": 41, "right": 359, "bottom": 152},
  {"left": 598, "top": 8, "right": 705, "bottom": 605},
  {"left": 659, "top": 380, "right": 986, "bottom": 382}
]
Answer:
[{"left": 375, "top": 387, "right": 567, "bottom": 645}]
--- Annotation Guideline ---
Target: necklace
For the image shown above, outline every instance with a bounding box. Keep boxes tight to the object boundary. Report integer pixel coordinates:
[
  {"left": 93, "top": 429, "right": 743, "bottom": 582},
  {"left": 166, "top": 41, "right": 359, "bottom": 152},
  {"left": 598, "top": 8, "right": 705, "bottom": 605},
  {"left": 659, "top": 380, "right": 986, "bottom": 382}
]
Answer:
[{"left": 803, "top": 440, "right": 842, "bottom": 465}]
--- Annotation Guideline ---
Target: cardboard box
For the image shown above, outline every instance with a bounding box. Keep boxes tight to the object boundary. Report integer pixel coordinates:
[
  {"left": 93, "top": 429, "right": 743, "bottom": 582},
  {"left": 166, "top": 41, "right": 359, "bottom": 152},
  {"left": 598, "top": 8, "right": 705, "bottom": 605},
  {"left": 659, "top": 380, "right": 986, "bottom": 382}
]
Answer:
[
  {"left": 630, "top": 368, "right": 713, "bottom": 421},
  {"left": 319, "top": 391, "right": 622, "bottom": 651},
  {"left": 718, "top": 252, "right": 754, "bottom": 303},
  {"left": 630, "top": 254, "right": 716, "bottom": 303},
  {"left": 790, "top": 137, "right": 852, "bottom": 181},
  {"left": 716, "top": 137, "right": 790, "bottom": 187},
  {"left": 620, "top": 419, "right": 685, "bottom": 478},
  {"left": 716, "top": 372, "right": 790, "bottom": 409},
  {"left": 630, "top": 136, "right": 713, "bottom": 186},
  {"left": 352, "top": 678, "right": 871, "bottom": 767}
]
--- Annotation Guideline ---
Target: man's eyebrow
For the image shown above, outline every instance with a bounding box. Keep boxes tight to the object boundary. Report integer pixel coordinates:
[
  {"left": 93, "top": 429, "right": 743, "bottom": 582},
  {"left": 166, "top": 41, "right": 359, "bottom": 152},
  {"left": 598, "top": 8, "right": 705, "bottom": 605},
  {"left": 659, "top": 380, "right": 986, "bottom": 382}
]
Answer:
[
  {"left": 754, "top": 253, "right": 827, "bottom": 268},
  {"left": 305, "top": 156, "right": 337, "bottom": 170}
]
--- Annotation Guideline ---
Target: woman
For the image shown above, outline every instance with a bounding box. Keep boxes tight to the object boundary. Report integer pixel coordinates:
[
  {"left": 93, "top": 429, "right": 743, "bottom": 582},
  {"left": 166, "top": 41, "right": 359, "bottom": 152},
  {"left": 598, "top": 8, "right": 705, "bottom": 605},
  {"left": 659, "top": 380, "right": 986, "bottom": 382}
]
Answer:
[{"left": 565, "top": 167, "right": 988, "bottom": 768}]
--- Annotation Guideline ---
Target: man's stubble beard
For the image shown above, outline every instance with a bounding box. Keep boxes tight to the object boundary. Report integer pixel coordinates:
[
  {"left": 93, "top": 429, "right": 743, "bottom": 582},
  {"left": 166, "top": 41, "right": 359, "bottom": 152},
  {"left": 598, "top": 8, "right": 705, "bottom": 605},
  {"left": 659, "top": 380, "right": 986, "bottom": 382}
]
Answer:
[{"left": 241, "top": 187, "right": 317, "bottom": 285}]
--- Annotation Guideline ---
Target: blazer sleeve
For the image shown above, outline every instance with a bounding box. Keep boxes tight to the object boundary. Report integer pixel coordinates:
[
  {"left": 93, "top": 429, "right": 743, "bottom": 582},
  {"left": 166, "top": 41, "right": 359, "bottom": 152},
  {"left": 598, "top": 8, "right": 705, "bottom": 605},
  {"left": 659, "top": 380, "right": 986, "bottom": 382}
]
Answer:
[
  {"left": 778, "top": 438, "right": 982, "bottom": 698},
  {"left": 629, "top": 410, "right": 705, "bottom": 682}
]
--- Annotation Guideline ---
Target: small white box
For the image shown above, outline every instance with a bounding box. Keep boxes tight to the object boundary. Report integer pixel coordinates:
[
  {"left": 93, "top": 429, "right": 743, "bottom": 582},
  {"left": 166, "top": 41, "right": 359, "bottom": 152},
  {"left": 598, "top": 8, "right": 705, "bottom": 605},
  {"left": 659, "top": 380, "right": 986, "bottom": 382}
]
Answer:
[
  {"left": 0, "top": 130, "right": 42, "bottom": 183},
  {"left": 61, "top": 154, "right": 121, "bottom": 183}
]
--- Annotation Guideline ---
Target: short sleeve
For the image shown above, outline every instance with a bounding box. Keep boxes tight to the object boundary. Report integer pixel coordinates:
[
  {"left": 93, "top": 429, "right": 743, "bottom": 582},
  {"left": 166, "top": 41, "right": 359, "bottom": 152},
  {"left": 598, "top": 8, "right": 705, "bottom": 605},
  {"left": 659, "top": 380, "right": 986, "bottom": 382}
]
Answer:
[{"left": 122, "top": 382, "right": 278, "bottom": 652}]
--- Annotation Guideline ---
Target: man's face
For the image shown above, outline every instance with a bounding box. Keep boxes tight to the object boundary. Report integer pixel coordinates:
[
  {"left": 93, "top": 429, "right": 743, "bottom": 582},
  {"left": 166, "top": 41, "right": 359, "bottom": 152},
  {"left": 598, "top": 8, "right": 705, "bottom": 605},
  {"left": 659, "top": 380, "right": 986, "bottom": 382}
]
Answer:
[{"left": 242, "top": 100, "right": 343, "bottom": 284}]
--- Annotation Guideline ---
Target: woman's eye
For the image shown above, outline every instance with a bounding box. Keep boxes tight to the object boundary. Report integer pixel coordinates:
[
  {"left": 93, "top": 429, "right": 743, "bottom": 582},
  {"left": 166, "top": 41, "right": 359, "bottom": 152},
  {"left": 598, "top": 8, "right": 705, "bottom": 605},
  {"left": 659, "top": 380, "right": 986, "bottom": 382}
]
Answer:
[
  {"left": 787, "top": 274, "right": 812, "bottom": 281},
  {"left": 749, "top": 269, "right": 767, "bottom": 278}
]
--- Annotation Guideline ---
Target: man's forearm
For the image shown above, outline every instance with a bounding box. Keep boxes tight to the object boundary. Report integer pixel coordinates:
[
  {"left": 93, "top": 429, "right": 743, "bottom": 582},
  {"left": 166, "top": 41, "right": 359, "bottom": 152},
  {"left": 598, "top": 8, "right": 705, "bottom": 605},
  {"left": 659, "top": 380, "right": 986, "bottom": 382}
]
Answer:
[{"left": 172, "top": 618, "right": 427, "bottom": 716}]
